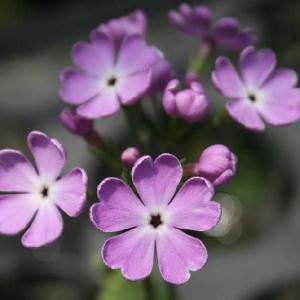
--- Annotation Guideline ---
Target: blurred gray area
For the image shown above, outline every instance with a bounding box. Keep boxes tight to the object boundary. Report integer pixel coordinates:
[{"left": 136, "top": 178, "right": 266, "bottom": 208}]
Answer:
[{"left": 1, "top": 0, "right": 300, "bottom": 299}]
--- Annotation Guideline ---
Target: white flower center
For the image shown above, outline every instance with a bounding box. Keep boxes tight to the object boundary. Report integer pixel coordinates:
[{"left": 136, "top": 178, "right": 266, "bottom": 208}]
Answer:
[
  {"left": 247, "top": 92, "right": 257, "bottom": 103},
  {"left": 149, "top": 213, "right": 163, "bottom": 228},
  {"left": 245, "top": 89, "right": 264, "bottom": 108},
  {"left": 143, "top": 208, "right": 171, "bottom": 235},
  {"left": 106, "top": 76, "right": 118, "bottom": 87},
  {"left": 101, "top": 69, "right": 124, "bottom": 91},
  {"left": 32, "top": 181, "right": 53, "bottom": 203},
  {"left": 40, "top": 185, "right": 49, "bottom": 198}
]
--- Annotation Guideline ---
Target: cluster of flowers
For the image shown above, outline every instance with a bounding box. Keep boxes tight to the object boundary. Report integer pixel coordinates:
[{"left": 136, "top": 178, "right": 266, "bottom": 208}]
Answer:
[{"left": 1, "top": 3, "right": 300, "bottom": 285}]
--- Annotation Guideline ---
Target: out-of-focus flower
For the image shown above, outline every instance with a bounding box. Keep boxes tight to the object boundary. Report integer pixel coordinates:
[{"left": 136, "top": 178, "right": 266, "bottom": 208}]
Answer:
[
  {"left": 163, "top": 79, "right": 208, "bottom": 123},
  {"left": 97, "top": 10, "right": 148, "bottom": 49},
  {"left": 60, "top": 108, "right": 94, "bottom": 136},
  {"left": 147, "top": 59, "right": 176, "bottom": 95},
  {"left": 90, "top": 153, "right": 221, "bottom": 284},
  {"left": 197, "top": 144, "right": 237, "bottom": 187},
  {"left": 0, "top": 131, "right": 87, "bottom": 248},
  {"left": 59, "top": 32, "right": 161, "bottom": 119},
  {"left": 121, "top": 147, "right": 141, "bottom": 168},
  {"left": 169, "top": 4, "right": 255, "bottom": 50},
  {"left": 212, "top": 46, "right": 300, "bottom": 131}
]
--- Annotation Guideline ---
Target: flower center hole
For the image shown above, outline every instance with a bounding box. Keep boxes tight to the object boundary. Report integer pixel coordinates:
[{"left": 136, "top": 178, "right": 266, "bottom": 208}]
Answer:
[
  {"left": 41, "top": 186, "right": 49, "bottom": 198},
  {"left": 107, "top": 76, "right": 117, "bottom": 87},
  {"left": 248, "top": 93, "right": 256, "bottom": 102},
  {"left": 149, "top": 214, "right": 163, "bottom": 228}
]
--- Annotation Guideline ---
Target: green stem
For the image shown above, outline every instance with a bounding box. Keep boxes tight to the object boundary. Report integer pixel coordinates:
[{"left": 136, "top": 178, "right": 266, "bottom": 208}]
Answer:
[
  {"left": 144, "top": 277, "right": 154, "bottom": 300},
  {"left": 167, "top": 283, "right": 177, "bottom": 300},
  {"left": 189, "top": 40, "right": 213, "bottom": 75}
]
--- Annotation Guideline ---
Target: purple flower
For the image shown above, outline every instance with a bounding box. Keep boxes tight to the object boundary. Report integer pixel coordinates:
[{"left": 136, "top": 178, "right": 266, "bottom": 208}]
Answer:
[
  {"left": 95, "top": 10, "right": 174, "bottom": 96},
  {"left": 147, "top": 59, "right": 176, "bottom": 95},
  {"left": 121, "top": 147, "right": 141, "bottom": 168},
  {"left": 0, "top": 131, "right": 88, "bottom": 248},
  {"left": 90, "top": 153, "right": 221, "bottom": 284},
  {"left": 59, "top": 32, "right": 161, "bottom": 119},
  {"left": 60, "top": 108, "right": 94, "bottom": 136},
  {"left": 163, "top": 79, "right": 208, "bottom": 123},
  {"left": 212, "top": 46, "right": 300, "bottom": 131},
  {"left": 197, "top": 144, "right": 237, "bottom": 187},
  {"left": 97, "top": 10, "right": 147, "bottom": 49},
  {"left": 169, "top": 4, "right": 255, "bottom": 50}
]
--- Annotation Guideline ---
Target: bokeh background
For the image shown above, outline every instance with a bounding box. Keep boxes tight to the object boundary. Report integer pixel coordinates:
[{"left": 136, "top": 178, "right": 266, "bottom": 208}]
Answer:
[{"left": 1, "top": 0, "right": 300, "bottom": 299}]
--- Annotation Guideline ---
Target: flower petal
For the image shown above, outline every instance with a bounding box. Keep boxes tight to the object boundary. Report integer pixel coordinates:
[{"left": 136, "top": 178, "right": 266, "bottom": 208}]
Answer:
[
  {"left": 90, "top": 178, "right": 145, "bottom": 232},
  {"left": 0, "top": 193, "right": 38, "bottom": 235},
  {"left": 102, "top": 228, "right": 155, "bottom": 281},
  {"left": 21, "top": 203, "right": 63, "bottom": 248},
  {"left": 28, "top": 131, "right": 66, "bottom": 182},
  {"left": 72, "top": 32, "right": 114, "bottom": 76},
  {"left": 168, "top": 177, "right": 220, "bottom": 231},
  {"left": 116, "top": 35, "right": 161, "bottom": 75},
  {"left": 97, "top": 10, "right": 148, "bottom": 49},
  {"left": 132, "top": 154, "right": 183, "bottom": 209},
  {"left": 226, "top": 100, "right": 265, "bottom": 131},
  {"left": 117, "top": 69, "right": 151, "bottom": 105},
  {"left": 258, "top": 88, "right": 300, "bottom": 126},
  {"left": 239, "top": 46, "right": 276, "bottom": 89},
  {"left": 157, "top": 228, "right": 207, "bottom": 284},
  {"left": 212, "top": 57, "right": 245, "bottom": 98},
  {"left": 261, "top": 68, "right": 298, "bottom": 95},
  {"left": 76, "top": 90, "right": 120, "bottom": 119},
  {"left": 0, "top": 150, "right": 37, "bottom": 192},
  {"left": 59, "top": 68, "right": 101, "bottom": 104},
  {"left": 147, "top": 58, "right": 176, "bottom": 95},
  {"left": 52, "top": 168, "right": 88, "bottom": 217}
]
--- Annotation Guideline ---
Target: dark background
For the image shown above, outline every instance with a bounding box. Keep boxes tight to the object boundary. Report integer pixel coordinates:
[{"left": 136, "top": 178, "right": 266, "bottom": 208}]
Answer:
[{"left": 1, "top": 0, "right": 300, "bottom": 299}]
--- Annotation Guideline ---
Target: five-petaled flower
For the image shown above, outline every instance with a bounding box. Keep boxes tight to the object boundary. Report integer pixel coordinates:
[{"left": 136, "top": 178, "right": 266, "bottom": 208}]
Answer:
[
  {"left": 212, "top": 46, "right": 300, "bottom": 131},
  {"left": 59, "top": 32, "right": 161, "bottom": 119},
  {"left": 90, "top": 153, "right": 221, "bottom": 284},
  {"left": 169, "top": 4, "right": 255, "bottom": 50},
  {"left": 0, "top": 131, "right": 87, "bottom": 248}
]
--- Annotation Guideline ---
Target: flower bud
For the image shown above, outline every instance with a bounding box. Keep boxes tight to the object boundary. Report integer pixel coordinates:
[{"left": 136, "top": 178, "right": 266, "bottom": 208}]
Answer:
[
  {"left": 197, "top": 144, "right": 237, "bottom": 187},
  {"left": 163, "top": 79, "right": 208, "bottom": 123},
  {"left": 60, "top": 108, "right": 94, "bottom": 136},
  {"left": 121, "top": 147, "right": 141, "bottom": 168}
]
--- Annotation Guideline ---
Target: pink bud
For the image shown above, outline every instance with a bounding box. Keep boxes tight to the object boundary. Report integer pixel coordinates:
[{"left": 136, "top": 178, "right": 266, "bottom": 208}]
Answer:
[
  {"left": 197, "top": 144, "right": 237, "bottom": 187},
  {"left": 163, "top": 79, "right": 208, "bottom": 123},
  {"left": 121, "top": 147, "right": 141, "bottom": 168}
]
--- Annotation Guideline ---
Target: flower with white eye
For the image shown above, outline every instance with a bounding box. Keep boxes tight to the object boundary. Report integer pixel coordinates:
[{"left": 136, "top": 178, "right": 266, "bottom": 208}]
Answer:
[
  {"left": 0, "top": 131, "right": 87, "bottom": 248},
  {"left": 212, "top": 46, "right": 300, "bottom": 131},
  {"left": 59, "top": 32, "right": 161, "bottom": 119},
  {"left": 90, "top": 153, "right": 221, "bottom": 284}
]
